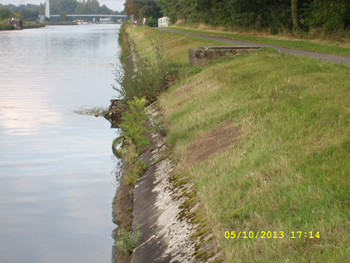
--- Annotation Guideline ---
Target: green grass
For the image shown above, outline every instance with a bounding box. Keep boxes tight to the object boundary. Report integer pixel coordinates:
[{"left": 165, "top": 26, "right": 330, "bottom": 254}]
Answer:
[
  {"left": 169, "top": 26, "right": 350, "bottom": 57},
  {"left": 0, "top": 22, "right": 14, "bottom": 30},
  {"left": 128, "top": 26, "right": 350, "bottom": 262},
  {"left": 127, "top": 26, "right": 230, "bottom": 63},
  {"left": 23, "top": 22, "right": 44, "bottom": 29}
]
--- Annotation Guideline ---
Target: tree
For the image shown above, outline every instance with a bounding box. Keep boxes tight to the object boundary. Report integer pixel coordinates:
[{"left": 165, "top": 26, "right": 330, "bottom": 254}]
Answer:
[
  {"left": 50, "top": 0, "right": 77, "bottom": 15},
  {"left": 61, "top": 0, "right": 77, "bottom": 14},
  {"left": 60, "top": 12, "right": 67, "bottom": 21},
  {"left": 291, "top": 0, "right": 299, "bottom": 30},
  {"left": 307, "top": 0, "right": 350, "bottom": 32},
  {"left": 75, "top": 2, "right": 88, "bottom": 14},
  {"left": 22, "top": 9, "right": 39, "bottom": 21},
  {"left": 98, "top": 4, "right": 112, "bottom": 15},
  {"left": 124, "top": 0, "right": 140, "bottom": 20},
  {"left": 14, "top": 11, "right": 23, "bottom": 20},
  {"left": 86, "top": 0, "right": 99, "bottom": 14},
  {"left": 0, "top": 6, "right": 13, "bottom": 20},
  {"left": 138, "top": 1, "right": 161, "bottom": 20}
]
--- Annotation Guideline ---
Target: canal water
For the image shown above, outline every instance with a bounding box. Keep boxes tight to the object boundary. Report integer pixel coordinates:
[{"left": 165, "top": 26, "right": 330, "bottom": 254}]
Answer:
[{"left": 0, "top": 24, "right": 121, "bottom": 263}]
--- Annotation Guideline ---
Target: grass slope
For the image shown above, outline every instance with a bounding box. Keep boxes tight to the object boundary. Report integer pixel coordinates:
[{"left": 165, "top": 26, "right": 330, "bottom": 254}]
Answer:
[
  {"left": 128, "top": 26, "right": 350, "bottom": 262},
  {"left": 128, "top": 26, "right": 229, "bottom": 63}
]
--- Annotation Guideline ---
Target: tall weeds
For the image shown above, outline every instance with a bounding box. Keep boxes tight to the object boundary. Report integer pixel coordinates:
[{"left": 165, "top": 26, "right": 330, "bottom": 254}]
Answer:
[
  {"left": 119, "top": 97, "right": 152, "bottom": 186},
  {"left": 114, "top": 24, "right": 168, "bottom": 103}
]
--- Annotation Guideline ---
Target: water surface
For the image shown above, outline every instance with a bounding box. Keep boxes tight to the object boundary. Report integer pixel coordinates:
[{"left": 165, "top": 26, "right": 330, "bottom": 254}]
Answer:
[{"left": 0, "top": 24, "right": 121, "bottom": 263}]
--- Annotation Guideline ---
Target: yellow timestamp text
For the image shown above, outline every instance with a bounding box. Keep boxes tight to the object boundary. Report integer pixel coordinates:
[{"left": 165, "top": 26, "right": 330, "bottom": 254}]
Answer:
[{"left": 224, "top": 231, "right": 320, "bottom": 239}]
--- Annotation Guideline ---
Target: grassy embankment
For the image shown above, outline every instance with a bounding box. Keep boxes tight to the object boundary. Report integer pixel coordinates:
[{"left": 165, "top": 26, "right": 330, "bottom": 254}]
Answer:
[
  {"left": 23, "top": 22, "right": 45, "bottom": 29},
  {"left": 168, "top": 25, "right": 350, "bottom": 57},
  {"left": 113, "top": 24, "right": 232, "bottom": 262},
  {"left": 0, "top": 20, "right": 44, "bottom": 30},
  {"left": 0, "top": 20, "right": 14, "bottom": 30},
  {"left": 127, "top": 26, "right": 350, "bottom": 262}
]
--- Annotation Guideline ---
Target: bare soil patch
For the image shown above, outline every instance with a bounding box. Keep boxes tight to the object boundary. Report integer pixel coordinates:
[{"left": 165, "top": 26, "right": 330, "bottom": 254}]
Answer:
[{"left": 187, "top": 122, "right": 241, "bottom": 164}]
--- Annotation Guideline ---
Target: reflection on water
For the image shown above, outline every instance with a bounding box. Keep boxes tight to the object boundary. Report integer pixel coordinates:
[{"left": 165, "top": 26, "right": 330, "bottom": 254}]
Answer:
[{"left": 0, "top": 24, "right": 121, "bottom": 263}]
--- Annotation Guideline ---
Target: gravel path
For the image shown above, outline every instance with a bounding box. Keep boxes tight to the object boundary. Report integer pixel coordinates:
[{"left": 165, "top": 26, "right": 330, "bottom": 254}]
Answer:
[{"left": 159, "top": 28, "right": 350, "bottom": 66}]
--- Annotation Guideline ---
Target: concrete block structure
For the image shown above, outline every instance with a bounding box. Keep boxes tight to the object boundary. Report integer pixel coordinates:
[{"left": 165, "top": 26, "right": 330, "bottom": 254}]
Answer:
[
  {"left": 7, "top": 18, "right": 23, "bottom": 30},
  {"left": 189, "top": 46, "right": 260, "bottom": 66}
]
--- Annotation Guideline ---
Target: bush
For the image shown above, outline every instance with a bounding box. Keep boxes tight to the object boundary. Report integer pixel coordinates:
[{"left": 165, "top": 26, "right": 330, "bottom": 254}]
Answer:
[
  {"left": 306, "top": 0, "right": 350, "bottom": 33},
  {"left": 119, "top": 97, "right": 153, "bottom": 186},
  {"left": 120, "top": 97, "right": 151, "bottom": 151},
  {"left": 0, "top": 23, "right": 15, "bottom": 30},
  {"left": 114, "top": 34, "right": 168, "bottom": 103},
  {"left": 146, "top": 16, "right": 157, "bottom": 27},
  {"left": 116, "top": 227, "right": 142, "bottom": 255}
]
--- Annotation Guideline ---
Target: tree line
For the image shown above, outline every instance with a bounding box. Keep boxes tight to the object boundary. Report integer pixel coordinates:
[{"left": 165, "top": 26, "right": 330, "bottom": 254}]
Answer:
[
  {"left": 54, "top": 0, "right": 119, "bottom": 15},
  {"left": 0, "top": 0, "right": 123, "bottom": 22},
  {"left": 0, "top": 4, "right": 43, "bottom": 21},
  {"left": 124, "top": 0, "right": 350, "bottom": 34},
  {"left": 124, "top": 0, "right": 161, "bottom": 27}
]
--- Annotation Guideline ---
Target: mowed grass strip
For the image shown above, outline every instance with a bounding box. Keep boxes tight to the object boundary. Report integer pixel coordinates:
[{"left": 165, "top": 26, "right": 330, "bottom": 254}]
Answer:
[
  {"left": 159, "top": 51, "right": 350, "bottom": 261},
  {"left": 127, "top": 26, "right": 229, "bottom": 63},
  {"left": 128, "top": 26, "right": 350, "bottom": 262},
  {"left": 170, "top": 26, "right": 350, "bottom": 57}
]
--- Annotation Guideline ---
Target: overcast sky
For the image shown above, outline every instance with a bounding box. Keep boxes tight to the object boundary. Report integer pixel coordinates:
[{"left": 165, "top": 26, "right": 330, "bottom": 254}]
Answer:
[{"left": 0, "top": 0, "right": 126, "bottom": 12}]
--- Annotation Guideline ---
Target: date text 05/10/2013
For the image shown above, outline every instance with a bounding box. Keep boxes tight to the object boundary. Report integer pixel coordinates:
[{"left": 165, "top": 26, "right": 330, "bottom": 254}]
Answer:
[{"left": 224, "top": 231, "right": 320, "bottom": 239}]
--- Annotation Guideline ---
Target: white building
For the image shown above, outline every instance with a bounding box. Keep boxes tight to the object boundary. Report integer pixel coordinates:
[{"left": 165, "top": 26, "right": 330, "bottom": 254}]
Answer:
[
  {"left": 100, "top": 17, "right": 111, "bottom": 23},
  {"left": 158, "top": 17, "right": 170, "bottom": 27}
]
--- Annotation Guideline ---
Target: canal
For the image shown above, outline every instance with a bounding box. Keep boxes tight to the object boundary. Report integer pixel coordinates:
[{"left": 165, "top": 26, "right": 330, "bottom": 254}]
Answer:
[{"left": 0, "top": 24, "right": 121, "bottom": 263}]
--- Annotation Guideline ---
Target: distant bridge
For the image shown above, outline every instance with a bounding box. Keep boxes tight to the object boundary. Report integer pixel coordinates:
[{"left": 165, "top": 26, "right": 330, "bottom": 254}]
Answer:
[
  {"left": 50, "top": 14, "right": 127, "bottom": 18},
  {"left": 45, "top": 0, "right": 127, "bottom": 19}
]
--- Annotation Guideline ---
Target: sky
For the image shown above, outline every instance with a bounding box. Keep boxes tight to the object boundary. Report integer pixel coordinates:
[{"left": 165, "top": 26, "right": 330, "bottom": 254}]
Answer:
[{"left": 0, "top": 0, "right": 126, "bottom": 12}]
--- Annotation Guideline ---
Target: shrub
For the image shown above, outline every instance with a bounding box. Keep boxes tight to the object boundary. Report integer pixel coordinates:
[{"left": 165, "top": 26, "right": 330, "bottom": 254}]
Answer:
[
  {"left": 119, "top": 97, "right": 153, "bottom": 186},
  {"left": 305, "top": 0, "right": 350, "bottom": 34},
  {"left": 120, "top": 97, "right": 152, "bottom": 151},
  {"left": 146, "top": 16, "right": 157, "bottom": 27},
  {"left": 114, "top": 39, "right": 168, "bottom": 103},
  {"left": 0, "top": 23, "right": 15, "bottom": 30},
  {"left": 116, "top": 227, "right": 142, "bottom": 255}
]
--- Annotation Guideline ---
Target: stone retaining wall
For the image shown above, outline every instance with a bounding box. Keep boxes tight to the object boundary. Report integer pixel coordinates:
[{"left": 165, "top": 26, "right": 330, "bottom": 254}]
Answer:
[{"left": 189, "top": 46, "right": 260, "bottom": 66}]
